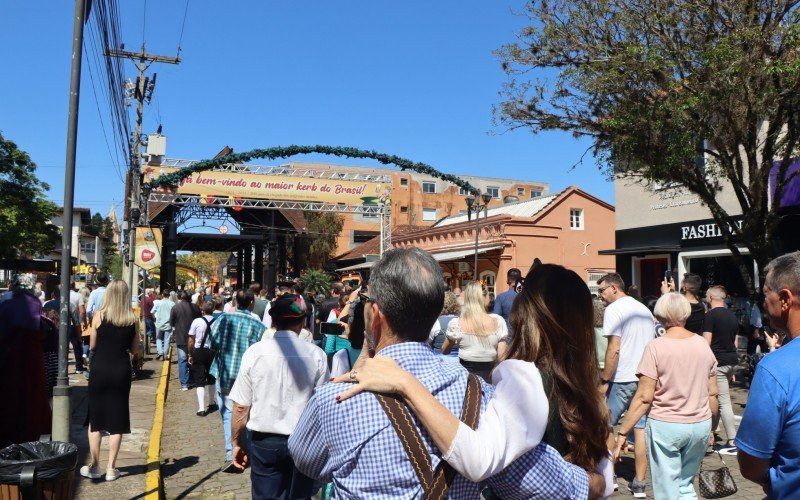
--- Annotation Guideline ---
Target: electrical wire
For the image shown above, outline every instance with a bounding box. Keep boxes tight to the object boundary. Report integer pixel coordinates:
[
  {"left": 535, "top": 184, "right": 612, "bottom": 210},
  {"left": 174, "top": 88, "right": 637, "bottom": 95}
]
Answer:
[{"left": 177, "top": 0, "right": 190, "bottom": 54}]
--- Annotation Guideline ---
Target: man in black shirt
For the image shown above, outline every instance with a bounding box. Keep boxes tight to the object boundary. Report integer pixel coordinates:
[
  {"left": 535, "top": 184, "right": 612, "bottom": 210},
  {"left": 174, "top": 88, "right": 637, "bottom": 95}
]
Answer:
[
  {"left": 682, "top": 273, "right": 706, "bottom": 334},
  {"left": 703, "top": 285, "right": 739, "bottom": 453},
  {"left": 316, "top": 281, "right": 344, "bottom": 336},
  {"left": 170, "top": 291, "right": 201, "bottom": 390}
]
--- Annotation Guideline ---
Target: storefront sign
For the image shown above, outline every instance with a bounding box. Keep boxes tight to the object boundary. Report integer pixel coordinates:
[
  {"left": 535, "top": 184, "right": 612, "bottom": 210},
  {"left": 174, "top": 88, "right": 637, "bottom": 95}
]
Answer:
[
  {"left": 134, "top": 227, "right": 162, "bottom": 270},
  {"left": 681, "top": 220, "right": 743, "bottom": 241},
  {"left": 142, "top": 166, "right": 389, "bottom": 206}
]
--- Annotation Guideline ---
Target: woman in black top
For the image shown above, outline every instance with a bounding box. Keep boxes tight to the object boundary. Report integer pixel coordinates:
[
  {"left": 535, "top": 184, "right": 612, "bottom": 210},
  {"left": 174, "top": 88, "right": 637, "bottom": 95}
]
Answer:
[{"left": 81, "top": 280, "right": 140, "bottom": 482}]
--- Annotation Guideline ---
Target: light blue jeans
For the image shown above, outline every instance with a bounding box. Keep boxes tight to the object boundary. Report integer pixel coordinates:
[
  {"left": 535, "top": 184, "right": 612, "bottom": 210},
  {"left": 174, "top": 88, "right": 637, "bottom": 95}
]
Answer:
[
  {"left": 608, "top": 381, "right": 647, "bottom": 429},
  {"left": 645, "top": 418, "right": 711, "bottom": 499},
  {"left": 156, "top": 328, "right": 171, "bottom": 356}
]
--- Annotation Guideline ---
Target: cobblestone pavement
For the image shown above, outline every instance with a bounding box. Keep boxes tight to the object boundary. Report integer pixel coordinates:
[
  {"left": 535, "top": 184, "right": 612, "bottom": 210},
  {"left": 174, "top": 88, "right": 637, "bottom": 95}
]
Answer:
[
  {"left": 611, "top": 383, "right": 765, "bottom": 499},
  {"left": 70, "top": 349, "right": 162, "bottom": 499},
  {"left": 160, "top": 355, "right": 252, "bottom": 499},
  {"left": 160, "top": 356, "right": 764, "bottom": 499}
]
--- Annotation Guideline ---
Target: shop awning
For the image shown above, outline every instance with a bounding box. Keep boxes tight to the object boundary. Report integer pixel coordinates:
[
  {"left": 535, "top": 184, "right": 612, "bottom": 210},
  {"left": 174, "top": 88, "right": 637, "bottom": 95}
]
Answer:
[
  {"left": 430, "top": 245, "right": 504, "bottom": 262},
  {"left": 336, "top": 245, "right": 504, "bottom": 271},
  {"left": 599, "top": 245, "right": 682, "bottom": 256},
  {"left": 336, "top": 261, "right": 377, "bottom": 272}
]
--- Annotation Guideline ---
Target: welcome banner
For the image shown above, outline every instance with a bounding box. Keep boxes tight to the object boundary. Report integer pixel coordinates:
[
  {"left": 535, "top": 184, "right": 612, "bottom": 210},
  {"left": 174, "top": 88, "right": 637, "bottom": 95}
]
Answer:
[{"left": 142, "top": 166, "right": 389, "bottom": 206}]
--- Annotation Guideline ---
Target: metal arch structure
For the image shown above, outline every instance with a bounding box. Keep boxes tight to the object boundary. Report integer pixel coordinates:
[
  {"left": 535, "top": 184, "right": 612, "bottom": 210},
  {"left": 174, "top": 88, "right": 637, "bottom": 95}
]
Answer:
[
  {"left": 147, "top": 191, "right": 392, "bottom": 251},
  {"left": 172, "top": 204, "right": 243, "bottom": 232}
]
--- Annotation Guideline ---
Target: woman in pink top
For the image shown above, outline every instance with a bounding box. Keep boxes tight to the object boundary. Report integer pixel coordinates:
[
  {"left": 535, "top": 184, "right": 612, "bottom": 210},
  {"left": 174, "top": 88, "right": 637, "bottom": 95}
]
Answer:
[{"left": 613, "top": 292, "right": 720, "bottom": 499}]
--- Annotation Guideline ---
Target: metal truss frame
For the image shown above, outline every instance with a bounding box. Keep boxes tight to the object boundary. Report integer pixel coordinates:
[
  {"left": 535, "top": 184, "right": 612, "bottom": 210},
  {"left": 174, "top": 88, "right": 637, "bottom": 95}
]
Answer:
[
  {"left": 157, "top": 158, "right": 392, "bottom": 183},
  {"left": 148, "top": 192, "right": 392, "bottom": 252},
  {"left": 172, "top": 204, "right": 242, "bottom": 232}
]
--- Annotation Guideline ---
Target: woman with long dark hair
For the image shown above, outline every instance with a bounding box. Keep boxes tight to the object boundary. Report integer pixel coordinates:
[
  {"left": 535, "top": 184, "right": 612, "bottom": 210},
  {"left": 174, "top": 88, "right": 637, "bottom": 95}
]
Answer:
[{"left": 334, "top": 264, "right": 613, "bottom": 493}]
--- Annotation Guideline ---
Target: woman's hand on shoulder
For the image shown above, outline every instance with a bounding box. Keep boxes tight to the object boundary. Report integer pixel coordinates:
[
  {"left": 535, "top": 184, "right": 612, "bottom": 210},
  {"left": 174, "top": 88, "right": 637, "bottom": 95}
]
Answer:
[{"left": 332, "top": 356, "right": 412, "bottom": 402}]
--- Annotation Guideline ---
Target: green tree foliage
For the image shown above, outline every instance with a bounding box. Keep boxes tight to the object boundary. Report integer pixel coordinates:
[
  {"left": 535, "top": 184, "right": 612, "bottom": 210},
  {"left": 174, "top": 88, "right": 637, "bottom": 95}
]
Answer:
[
  {"left": 304, "top": 213, "right": 344, "bottom": 269},
  {"left": 0, "top": 133, "right": 59, "bottom": 259},
  {"left": 177, "top": 252, "right": 230, "bottom": 284},
  {"left": 300, "top": 268, "right": 335, "bottom": 296},
  {"left": 497, "top": 0, "right": 800, "bottom": 288}
]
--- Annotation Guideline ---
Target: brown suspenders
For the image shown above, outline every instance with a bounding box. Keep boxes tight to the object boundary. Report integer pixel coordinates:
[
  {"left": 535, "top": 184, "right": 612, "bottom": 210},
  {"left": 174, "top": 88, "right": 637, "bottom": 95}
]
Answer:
[{"left": 375, "top": 374, "right": 482, "bottom": 499}]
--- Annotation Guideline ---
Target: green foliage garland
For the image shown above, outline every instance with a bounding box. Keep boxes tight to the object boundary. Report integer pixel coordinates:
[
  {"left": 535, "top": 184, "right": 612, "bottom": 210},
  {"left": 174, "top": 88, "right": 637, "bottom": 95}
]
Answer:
[{"left": 146, "top": 145, "right": 479, "bottom": 195}]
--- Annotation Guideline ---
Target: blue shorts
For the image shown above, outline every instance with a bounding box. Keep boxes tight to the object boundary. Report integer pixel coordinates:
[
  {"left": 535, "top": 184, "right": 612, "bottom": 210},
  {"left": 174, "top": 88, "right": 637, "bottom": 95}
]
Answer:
[{"left": 608, "top": 381, "right": 647, "bottom": 430}]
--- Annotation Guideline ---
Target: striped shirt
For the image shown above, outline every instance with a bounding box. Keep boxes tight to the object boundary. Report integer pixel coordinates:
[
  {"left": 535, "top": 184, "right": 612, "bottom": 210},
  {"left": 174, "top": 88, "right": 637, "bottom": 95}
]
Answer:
[
  {"left": 289, "top": 342, "right": 588, "bottom": 499},
  {"left": 209, "top": 309, "right": 266, "bottom": 395}
]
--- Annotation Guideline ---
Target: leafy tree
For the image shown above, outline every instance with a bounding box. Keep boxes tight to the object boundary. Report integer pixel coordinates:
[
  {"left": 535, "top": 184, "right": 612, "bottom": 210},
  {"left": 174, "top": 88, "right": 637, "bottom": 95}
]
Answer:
[
  {"left": 89, "top": 213, "right": 104, "bottom": 235},
  {"left": 303, "top": 213, "right": 344, "bottom": 269},
  {"left": 98, "top": 215, "right": 119, "bottom": 273},
  {"left": 497, "top": 0, "right": 800, "bottom": 289},
  {"left": 300, "top": 268, "right": 335, "bottom": 296},
  {"left": 0, "top": 133, "right": 59, "bottom": 259},
  {"left": 177, "top": 252, "right": 230, "bottom": 284}
]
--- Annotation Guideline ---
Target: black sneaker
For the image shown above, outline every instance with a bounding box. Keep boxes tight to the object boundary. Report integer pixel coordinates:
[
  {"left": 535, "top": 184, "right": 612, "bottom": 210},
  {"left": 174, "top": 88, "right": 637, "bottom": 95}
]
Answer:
[
  {"left": 207, "top": 403, "right": 219, "bottom": 413},
  {"left": 196, "top": 410, "right": 207, "bottom": 417},
  {"left": 629, "top": 478, "right": 647, "bottom": 498}
]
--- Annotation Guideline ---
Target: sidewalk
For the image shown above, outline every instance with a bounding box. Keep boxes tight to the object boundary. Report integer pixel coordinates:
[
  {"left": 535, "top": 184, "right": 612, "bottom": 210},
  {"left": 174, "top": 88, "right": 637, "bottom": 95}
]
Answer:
[
  {"left": 160, "top": 357, "right": 251, "bottom": 499},
  {"left": 611, "top": 384, "right": 765, "bottom": 499},
  {"left": 69, "top": 350, "right": 162, "bottom": 499}
]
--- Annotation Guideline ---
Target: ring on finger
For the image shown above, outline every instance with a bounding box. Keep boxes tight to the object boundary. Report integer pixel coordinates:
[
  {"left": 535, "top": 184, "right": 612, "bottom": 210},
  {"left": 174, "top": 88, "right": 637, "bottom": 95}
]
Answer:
[{"left": 350, "top": 370, "right": 358, "bottom": 381}]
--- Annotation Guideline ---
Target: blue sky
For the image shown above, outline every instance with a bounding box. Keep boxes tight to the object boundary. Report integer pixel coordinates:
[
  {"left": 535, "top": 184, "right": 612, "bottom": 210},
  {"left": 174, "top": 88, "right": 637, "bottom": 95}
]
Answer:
[{"left": 2, "top": 1, "right": 612, "bottom": 220}]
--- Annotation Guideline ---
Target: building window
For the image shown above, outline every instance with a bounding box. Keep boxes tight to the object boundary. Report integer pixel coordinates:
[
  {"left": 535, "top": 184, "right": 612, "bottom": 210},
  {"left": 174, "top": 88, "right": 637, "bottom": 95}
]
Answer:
[
  {"left": 80, "top": 241, "right": 96, "bottom": 254},
  {"left": 400, "top": 178, "right": 408, "bottom": 187},
  {"left": 487, "top": 186, "right": 500, "bottom": 199},
  {"left": 517, "top": 187, "right": 525, "bottom": 196},
  {"left": 570, "top": 208, "right": 584, "bottom": 230},
  {"left": 353, "top": 230, "right": 379, "bottom": 244},
  {"left": 400, "top": 206, "right": 408, "bottom": 213},
  {"left": 422, "top": 208, "right": 437, "bottom": 222},
  {"left": 458, "top": 186, "right": 471, "bottom": 196},
  {"left": 587, "top": 272, "right": 605, "bottom": 296},
  {"left": 531, "top": 190, "right": 542, "bottom": 198},
  {"left": 422, "top": 181, "right": 436, "bottom": 194}
]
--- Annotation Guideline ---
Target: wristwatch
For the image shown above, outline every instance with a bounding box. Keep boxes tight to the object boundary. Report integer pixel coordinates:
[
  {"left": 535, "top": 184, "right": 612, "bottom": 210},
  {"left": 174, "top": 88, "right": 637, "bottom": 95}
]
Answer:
[{"left": 600, "top": 378, "right": 610, "bottom": 384}]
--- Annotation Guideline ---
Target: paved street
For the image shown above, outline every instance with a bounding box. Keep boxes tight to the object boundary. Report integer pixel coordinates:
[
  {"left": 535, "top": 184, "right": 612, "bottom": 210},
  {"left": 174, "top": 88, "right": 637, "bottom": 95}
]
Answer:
[
  {"left": 160, "top": 356, "right": 252, "bottom": 499},
  {"left": 58, "top": 340, "right": 768, "bottom": 499},
  {"left": 70, "top": 350, "right": 161, "bottom": 499},
  {"left": 611, "top": 383, "right": 765, "bottom": 499}
]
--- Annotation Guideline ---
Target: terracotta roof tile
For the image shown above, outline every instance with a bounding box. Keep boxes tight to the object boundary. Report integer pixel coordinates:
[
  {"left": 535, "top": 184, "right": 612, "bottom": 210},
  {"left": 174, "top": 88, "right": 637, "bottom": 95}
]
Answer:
[{"left": 332, "top": 225, "right": 424, "bottom": 261}]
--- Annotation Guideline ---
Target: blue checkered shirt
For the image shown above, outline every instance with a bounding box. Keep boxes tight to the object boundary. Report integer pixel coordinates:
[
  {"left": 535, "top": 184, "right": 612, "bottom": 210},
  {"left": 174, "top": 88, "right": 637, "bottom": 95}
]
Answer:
[
  {"left": 209, "top": 310, "right": 266, "bottom": 395},
  {"left": 289, "top": 342, "right": 589, "bottom": 499}
]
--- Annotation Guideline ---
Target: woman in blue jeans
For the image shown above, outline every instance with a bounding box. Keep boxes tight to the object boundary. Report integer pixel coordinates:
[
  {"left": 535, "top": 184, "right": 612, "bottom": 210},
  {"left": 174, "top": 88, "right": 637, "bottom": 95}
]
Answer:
[{"left": 614, "top": 293, "right": 720, "bottom": 499}]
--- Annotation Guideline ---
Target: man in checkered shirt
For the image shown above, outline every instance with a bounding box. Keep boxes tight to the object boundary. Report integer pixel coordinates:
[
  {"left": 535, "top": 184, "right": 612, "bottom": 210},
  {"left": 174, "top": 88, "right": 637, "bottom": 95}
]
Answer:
[
  {"left": 209, "top": 289, "right": 265, "bottom": 471},
  {"left": 289, "top": 248, "right": 603, "bottom": 499}
]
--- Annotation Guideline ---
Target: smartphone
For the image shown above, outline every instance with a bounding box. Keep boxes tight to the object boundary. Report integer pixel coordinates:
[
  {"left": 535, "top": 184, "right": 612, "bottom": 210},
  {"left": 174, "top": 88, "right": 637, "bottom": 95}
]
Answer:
[
  {"left": 321, "top": 322, "right": 345, "bottom": 336},
  {"left": 664, "top": 269, "right": 672, "bottom": 281}
]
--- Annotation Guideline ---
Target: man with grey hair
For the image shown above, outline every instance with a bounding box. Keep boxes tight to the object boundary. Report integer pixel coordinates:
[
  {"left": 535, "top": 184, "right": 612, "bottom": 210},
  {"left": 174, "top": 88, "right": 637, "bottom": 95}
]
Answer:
[
  {"left": 289, "top": 247, "right": 603, "bottom": 498},
  {"left": 736, "top": 251, "right": 800, "bottom": 496},
  {"left": 702, "top": 285, "right": 739, "bottom": 453}
]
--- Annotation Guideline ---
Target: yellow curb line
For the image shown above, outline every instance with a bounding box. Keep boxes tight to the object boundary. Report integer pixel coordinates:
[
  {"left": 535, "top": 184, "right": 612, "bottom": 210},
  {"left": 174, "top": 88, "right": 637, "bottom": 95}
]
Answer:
[{"left": 145, "top": 346, "right": 172, "bottom": 500}]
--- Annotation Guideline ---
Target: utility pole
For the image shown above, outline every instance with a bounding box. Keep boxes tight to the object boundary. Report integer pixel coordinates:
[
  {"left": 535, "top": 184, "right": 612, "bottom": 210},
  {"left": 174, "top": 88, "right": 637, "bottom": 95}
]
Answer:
[
  {"left": 106, "top": 46, "right": 179, "bottom": 301},
  {"left": 53, "top": 0, "right": 87, "bottom": 444}
]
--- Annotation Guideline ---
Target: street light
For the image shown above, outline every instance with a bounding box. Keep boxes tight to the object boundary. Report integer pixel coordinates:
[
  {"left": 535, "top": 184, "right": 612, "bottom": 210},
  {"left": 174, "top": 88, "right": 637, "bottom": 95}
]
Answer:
[{"left": 465, "top": 191, "right": 493, "bottom": 281}]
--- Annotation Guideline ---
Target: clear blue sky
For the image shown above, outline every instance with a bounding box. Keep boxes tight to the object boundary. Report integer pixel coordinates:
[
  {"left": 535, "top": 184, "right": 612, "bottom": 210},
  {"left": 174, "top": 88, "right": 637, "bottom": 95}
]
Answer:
[{"left": 2, "top": 1, "right": 613, "bottom": 220}]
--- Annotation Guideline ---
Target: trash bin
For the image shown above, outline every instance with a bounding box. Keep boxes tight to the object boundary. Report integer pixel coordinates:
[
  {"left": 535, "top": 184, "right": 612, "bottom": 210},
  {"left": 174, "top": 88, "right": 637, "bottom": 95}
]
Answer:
[{"left": 0, "top": 441, "right": 77, "bottom": 500}]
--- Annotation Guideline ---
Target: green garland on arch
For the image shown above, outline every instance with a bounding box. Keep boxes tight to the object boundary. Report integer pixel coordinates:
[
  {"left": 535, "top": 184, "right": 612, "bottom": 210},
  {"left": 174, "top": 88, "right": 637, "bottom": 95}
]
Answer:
[{"left": 145, "top": 145, "right": 479, "bottom": 195}]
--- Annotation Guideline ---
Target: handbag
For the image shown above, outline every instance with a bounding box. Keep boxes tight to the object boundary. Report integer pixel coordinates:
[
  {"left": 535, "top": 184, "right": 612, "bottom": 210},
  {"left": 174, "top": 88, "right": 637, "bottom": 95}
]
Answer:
[
  {"left": 698, "top": 452, "right": 737, "bottom": 498},
  {"left": 193, "top": 317, "right": 217, "bottom": 361}
]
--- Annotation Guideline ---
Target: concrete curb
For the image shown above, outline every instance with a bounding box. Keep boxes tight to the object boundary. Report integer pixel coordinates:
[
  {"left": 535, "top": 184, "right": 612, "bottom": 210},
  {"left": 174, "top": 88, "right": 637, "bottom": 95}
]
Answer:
[{"left": 145, "top": 347, "right": 172, "bottom": 500}]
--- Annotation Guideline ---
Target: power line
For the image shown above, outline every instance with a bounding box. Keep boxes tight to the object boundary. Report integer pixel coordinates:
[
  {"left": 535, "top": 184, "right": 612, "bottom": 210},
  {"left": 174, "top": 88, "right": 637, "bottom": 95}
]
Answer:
[{"left": 177, "top": 0, "right": 190, "bottom": 54}]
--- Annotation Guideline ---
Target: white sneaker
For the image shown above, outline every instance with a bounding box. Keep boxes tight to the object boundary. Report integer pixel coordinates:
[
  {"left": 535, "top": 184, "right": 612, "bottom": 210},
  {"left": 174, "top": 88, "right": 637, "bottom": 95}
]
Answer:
[
  {"left": 79, "top": 465, "right": 102, "bottom": 479},
  {"left": 105, "top": 468, "right": 121, "bottom": 481}
]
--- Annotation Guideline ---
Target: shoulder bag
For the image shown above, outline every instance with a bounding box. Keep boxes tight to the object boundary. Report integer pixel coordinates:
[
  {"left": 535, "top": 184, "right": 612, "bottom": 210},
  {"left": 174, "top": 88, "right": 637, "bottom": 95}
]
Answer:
[
  {"left": 698, "top": 452, "right": 738, "bottom": 498},
  {"left": 376, "top": 374, "right": 482, "bottom": 499}
]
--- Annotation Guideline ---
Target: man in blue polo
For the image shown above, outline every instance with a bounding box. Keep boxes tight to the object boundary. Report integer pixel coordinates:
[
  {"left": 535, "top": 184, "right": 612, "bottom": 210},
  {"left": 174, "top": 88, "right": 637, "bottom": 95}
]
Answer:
[
  {"left": 289, "top": 248, "right": 602, "bottom": 499},
  {"left": 736, "top": 251, "right": 800, "bottom": 497}
]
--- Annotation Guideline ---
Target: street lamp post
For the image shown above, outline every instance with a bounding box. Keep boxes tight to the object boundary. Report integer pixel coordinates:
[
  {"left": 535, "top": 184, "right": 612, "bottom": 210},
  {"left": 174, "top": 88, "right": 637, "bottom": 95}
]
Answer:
[{"left": 465, "top": 191, "right": 493, "bottom": 282}]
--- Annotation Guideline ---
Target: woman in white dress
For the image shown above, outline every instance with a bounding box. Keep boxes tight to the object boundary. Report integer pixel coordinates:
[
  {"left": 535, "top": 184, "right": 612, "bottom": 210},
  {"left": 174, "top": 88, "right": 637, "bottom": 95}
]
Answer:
[{"left": 335, "top": 264, "right": 614, "bottom": 496}]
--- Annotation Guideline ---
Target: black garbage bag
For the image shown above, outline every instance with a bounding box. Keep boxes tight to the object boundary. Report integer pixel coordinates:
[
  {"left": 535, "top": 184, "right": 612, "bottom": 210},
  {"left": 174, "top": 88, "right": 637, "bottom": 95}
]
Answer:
[{"left": 0, "top": 441, "right": 78, "bottom": 482}]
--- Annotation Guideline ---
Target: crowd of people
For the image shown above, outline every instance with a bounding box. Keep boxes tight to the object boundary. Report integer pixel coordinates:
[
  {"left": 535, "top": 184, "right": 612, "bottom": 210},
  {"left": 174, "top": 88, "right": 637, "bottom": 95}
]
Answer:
[{"left": 2, "top": 247, "right": 799, "bottom": 499}]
